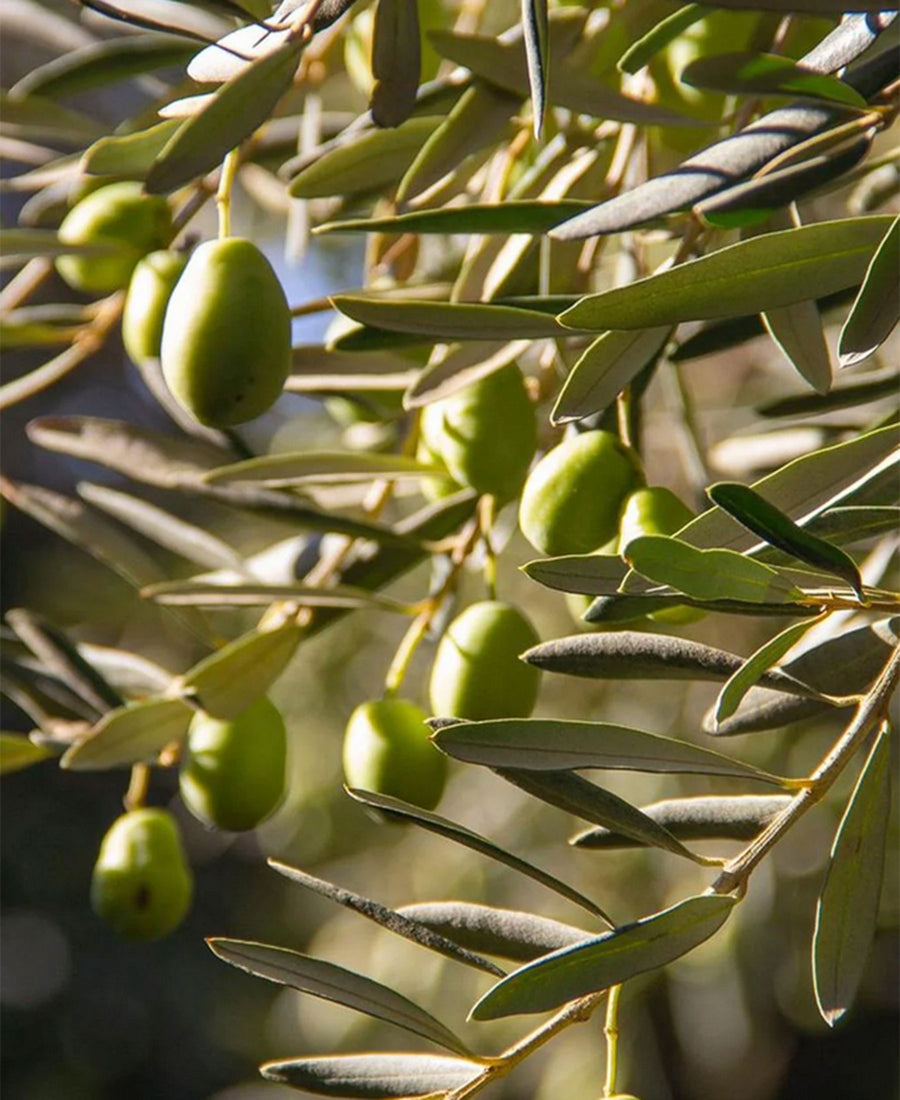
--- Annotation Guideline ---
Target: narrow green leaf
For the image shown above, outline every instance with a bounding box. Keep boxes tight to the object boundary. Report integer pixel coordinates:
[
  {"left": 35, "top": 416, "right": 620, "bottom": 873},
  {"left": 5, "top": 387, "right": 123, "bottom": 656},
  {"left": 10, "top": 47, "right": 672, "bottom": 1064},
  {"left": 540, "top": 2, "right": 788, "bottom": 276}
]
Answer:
[
  {"left": 142, "top": 581, "right": 408, "bottom": 611},
  {"left": 572, "top": 795, "right": 791, "bottom": 849},
  {"left": 178, "top": 621, "right": 302, "bottom": 719},
  {"left": 288, "top": 344, "right": 417, "bottom": 392},
  {"left": 316, "top": 200, "right": 596, "bottom": 237},
  {"left": 0, "top": 733, "right": 53, "bottom": 775},
  {"left": 334, "top": 296, "right": 570, "bottom": 340},
  {"left": 559, "top": 217, "right": 894, "bottom": 330},
  {"left": 146, "top": 37, "right": 303, "bottom": 193},
  {"left": 75, "top": 643, "right": 173, "bottom": 698},
  {"left": 617, "top": 5, "right": 710, "bottom": 74},
  {"left": 521, "top": 0, "right": 549, "bottom": 138},
  {"left": 709, "top": 694, "right": 844, "bottom": 737},
  {"left": 395, "top": 902, "right": 593, "bottom": 962},
  {"left": 521, "top": 553, "right": 627, "bottom": 596},
  {"left": 839, "top": 214, "right": 900, "bottom": 367},
  {"left": 287, "top": 116, "right": 442, "bottom": 199},
  {"left": 261, "top": 1053, "right": 479, "bottom": 1097},
  {"left": 404, "top": 340, "right": 528, "bottom": 409},
  {"left": 267, "top": 860, "right": 505, "bottom": 976},
  {"left": 758, "top": 367, "right": 897, "bottom": 417},
  {"left": 370, "top": 0, "right": 421, "bottom": 128},
  {"left": 803, "top": 505, "right": 900, "bottom": 544},
  {"left": 433, "top": 718, "right": 786, "bottom": 785},
  {"left": 346, "top": 788, "right": 612, "bottom": 923},
  {"left": 203, "top": 450, "right": 447, "bottom": 486},
  {"left": 713, "top": 617, "right": 821, "bottom": 727},
  {"left": 495, "top": 769, "right": 702, "bottom": 862},
  {"left": 762, "top": 297, "right": 834, "bottom": 396},
  {"left": 208, "top": 938, "right": 471, "bottom": 1056},
  {"left": 61, "top": 695, "right": 193, "bottom": 770},
  {"left": 624, "top": 536, "right": 805, "bottom": 604},
  {"left": 0, "top": 228, "right": 118, "bottom": 267},
  {"left": 81, "top": 119, "right": 183, "bottom": 178},
  {"left": 10, "top": 36, "right": 196, "bottom": 99},
  {"left": 552, "top": 327, "right": 671, "bottom": 424},
  {"left": 470, "top": 895, "right": 738, "bottom": 1019},
  {"left": 813, "top": 728, "right": 891, "bottom": 1026},
  {"left": 681, "top": 52, "right": 868, "bottom": 109},
  {"left": 708, "top": 482, "right": 863, "bottom": 597},
  {"left": 1, "top": 91, "right": 104, "bottom": 144}
]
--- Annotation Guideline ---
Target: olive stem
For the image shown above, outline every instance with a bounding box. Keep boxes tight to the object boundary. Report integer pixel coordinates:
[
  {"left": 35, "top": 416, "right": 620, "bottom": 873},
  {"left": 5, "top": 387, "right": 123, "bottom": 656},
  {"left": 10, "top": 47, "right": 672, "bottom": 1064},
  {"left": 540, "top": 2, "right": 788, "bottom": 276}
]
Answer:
[
  {"left": 216, "top": 149, "right": 241, "bottom": 240},
  {"left": 124, "top": 763, "right": 151, "bottom": 811},
  {"left": 479, "top": 495, "right": 498, "bottom": 601},
  {"left": 603, "top": 983, "right": 623, "bottom": 1097}
]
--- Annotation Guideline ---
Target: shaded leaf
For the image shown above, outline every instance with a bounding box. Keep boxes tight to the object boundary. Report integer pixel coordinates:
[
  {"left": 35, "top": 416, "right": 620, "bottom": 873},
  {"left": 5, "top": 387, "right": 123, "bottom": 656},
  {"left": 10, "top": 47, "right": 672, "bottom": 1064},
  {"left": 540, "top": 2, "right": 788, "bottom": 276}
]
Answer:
[
  {"left": 82, "top": 119, "right": 183, "bottom": 178},
  {"left": 404, "top": 340, "right": 529, "bottom": 408},
  {"left": 813, "top": 727, "right": 891, "bottom": 1026},
  {"left": 433, "top": 718, "right": 786, "bottom": 785},
  {"left": 334, "top": 296, "right": 570, "bottom": 340},
  {"left": 1, "top": 228, "right": 119, "bottom": 267},
  {"left": 758, "top": 368, "right": 898, "bottom": 417},
  {"left": 552, "top": 326, "right": 671, "bottom": 423},
  {"left": 618, "top": 5, "right": 710, "bottom": 74},
  {"left": 708, "top": 482, "right": 863, "bottom": 597},
  {"left": 396, "top": 902, "right": 593, "bottom": 962},
  {"left": 208, "top": 938, "right": 471, "bottom": 1056},
  {"left": 559, "top": 217, "right": 894, "bottom": 329},
  {"left": 203, "top": 450, "right": 447, "bottom": 486},
  {"left": 0, "top": 732, "right": 54, "bottom": 775},
  {"left": 261, "top": 1053, "right": 480, "bottom": 1097},
  {"left": 762, "top": 297, "right": 833, "bottom": 396},
  {"left": 681, "top": 52, "right": 868, "bottom": 109},
  {"left": 839, "top": 213, "right": 900, "bottom": 367},
  {"left": 521, "top": 0, "right": 549, "bottom": 137},
  {"left": 572, "top": 795, "right": 791, "bottom": 849},
  {"left": 470, "top": 895, "right": 738, "bottom": 1019},
  {"left": 346, "top": 788, "right": 612, "bottom": 923},
  {"left": 146, "top": 37, "right": 303, "bottom": 193},
  {"left": 178, "top": 621, "right": 302, "bottom": 719},
  {"left": 268, "top": 860, "right": 505, "bottom": 976},
  {"left": 61, "top": 695, "right": 193, "bottom": 770},
  {"left": 76, "top": 643, "right": 174, "bottom": 698},
  {"left": 316, "top": 199, "right": 596, "bottom": 237},
  {"left": 370, "top": 0, "right": 421, "bottom": 128}
]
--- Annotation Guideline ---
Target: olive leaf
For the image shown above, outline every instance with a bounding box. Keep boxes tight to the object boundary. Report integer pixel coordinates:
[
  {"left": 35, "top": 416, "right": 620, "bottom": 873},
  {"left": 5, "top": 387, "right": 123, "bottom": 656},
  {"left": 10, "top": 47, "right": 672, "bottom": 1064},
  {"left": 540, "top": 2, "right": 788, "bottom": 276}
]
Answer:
[
  {"left": 81, "top": 119, "right": 183, "bottom": 178},
  {"left": 61, "top": 695, "right": 194, "bottom": 770},
  {"left": 143, "top": 580, "right": 409, "bottom": 610},
  {"left": 261, "top": 1053, "right": 480, "bottom": 1096},
  {"left": 838, "top": 213, "right": 900, "bottom": 367},
  {"left": 572, "top": 795, "right": 792, "bottom": 849},
  {"left": 0, "top": 732, "right": 54, "bottom": 775},
  {"left": 333, "top": 296, "right": 571, "bottom": 340},
  {"left": 521, "top": 0, "right": 549, "bottom": 138},
  {"left": 203, "top": 450, "right": 447, "bottom": 486},
  {"left": 316, "top": 199, "right": 595, "bottom": 237},
  {"left": 370, "top": 0, "right": 421, "bottom": 129},
  {"left": 680, "top": 53, "right": 868, "bottom": 109},
  {"left": 813, "top": 727, "right": 891, "bottom": 1026},
  {"left": 470, "top": 895, "right": 738, "bottom": 1019},
  {"left": 208, "top": 938, "right": 472, "bottom": 1056},
  {"left": 617, "top": 5, "right": 710, "bottom": 74}
]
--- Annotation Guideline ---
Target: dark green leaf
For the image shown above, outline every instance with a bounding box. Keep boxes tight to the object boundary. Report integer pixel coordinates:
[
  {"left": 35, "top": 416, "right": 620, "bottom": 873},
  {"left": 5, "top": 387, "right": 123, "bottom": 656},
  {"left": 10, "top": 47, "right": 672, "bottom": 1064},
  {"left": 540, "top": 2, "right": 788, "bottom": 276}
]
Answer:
[
  {"left": 617, "top": 5, "right": 711, "bottom": 74},
  {"left": 316, "top": 199, "right": 596, "bottom": 237},
  {"left": 813, "top": 728, "right": 891, "bottom": 1026},
  {"left": 572, "top": 795, "right": 791, "bottom": 848},
  {"left": 370, "top": 0, "right": 421, "bottom": 128},
  {"left": 708, "top": 482, "right": 863, "bottom": 597},
  {"left": 559, "top": 217, "right": 894, "bottom": 329},
  {"left": 758, "top": 367, "right": 897, "bottom": 417},
  {"left": 61, "top": 695, "right": 193, "bottom": 770},
  {"left": 470, "top": 895, "right": 738, "bottom": 1019},
  {"left": 681, "top": 52, "right": 868, "bottom": 109},
  {"left": 334, "top": 296, "right": 571, "bottom": 340},
  {"left": 146, "top": 37, "right": 303, "bottom": 193},
  {"left": 208, "top": 939, "right": 471, "bottom": 1056},
  {"left": 395, "top": 902, "right": 593, "bottom": 962},
  {"left": 839, "top": 214, "right": 900, "bottom": 367},
  {"left": 267, "top": 860, "right": 505, "bottom": 976},
  {"left": 433, "top": 718, "right": 786, "bottom": 784},
  {"left": 261, "top": 1053, "right": 479, "bottom": 1097},
  {"left": 346, "top": 788, "right": 612, "bottom": 923}
]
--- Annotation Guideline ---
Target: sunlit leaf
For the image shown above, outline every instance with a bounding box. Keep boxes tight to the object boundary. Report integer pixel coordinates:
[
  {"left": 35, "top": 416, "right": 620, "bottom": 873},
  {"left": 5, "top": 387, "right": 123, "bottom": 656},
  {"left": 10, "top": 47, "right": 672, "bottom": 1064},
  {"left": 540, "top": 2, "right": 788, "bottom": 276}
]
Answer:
[
  {"left": 680, "top": 52, "right": 868, "bottom": 109},
  {"left": 82, "top": 119, "right": 183, "bottom": 177},
  {"left": 617, "top": 5, "right": 710, "bottom": 74},
  {"left": 0, "top": 732, "right": 54, "bottom": 775},
  {"left": 334, "top": 296, "right": 570, "bottom": 340},
  {"left": 203, "top": 450, "right": 447, "bottom": 486},
  {"left": 61, "top": 695, "right": 193, "bottom": 770},
  {"left": 143, "top": 580, "right": 408, "bottom": 611},
  {"left": 762, "top": 297, "right": 834, "bottom": 396}
]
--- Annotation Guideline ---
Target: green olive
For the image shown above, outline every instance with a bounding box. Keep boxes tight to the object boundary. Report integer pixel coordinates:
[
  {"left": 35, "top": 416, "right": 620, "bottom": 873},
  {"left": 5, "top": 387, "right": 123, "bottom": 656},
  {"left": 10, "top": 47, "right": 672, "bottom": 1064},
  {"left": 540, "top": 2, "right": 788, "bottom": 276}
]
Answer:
[
  {"left": 429, "top": 600, "right": 541, "bottom": 720},
  {"left": 160, "top": 237, "right": 291, "bottom": 427},
  {"left": 617, "top": 485, "right": 704, "bottom": 625},
  {"left": 325, "top": 388, "right": 405, "bottom": 426},
  {"left": 342, "top": 698, "right": 447, "bottom": 809},
  {"left": 179, "top": 696, "right": 287, "bottom": 832},
  {"left": 519, "top": 430, "right": 642, "bottom": 557},
  {"left": 90, "top": 808, "right": 193, "bottom": 941},
  {"left": 122, "top": 250, "right": 188, "bottom": 364},
  {"left": 56, "top": 181, "right": 172, "bottom": 295},
  {"left": 419, "top": 365, "right": 536, "bottom": 502}
]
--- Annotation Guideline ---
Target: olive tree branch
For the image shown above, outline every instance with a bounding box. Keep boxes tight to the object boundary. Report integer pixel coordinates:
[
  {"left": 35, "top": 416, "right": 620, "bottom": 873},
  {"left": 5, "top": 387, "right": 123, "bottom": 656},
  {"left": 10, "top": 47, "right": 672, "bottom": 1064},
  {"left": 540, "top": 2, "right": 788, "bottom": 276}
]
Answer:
[{"left": 711, "top": 641, "right": 900, "bottom": 896}]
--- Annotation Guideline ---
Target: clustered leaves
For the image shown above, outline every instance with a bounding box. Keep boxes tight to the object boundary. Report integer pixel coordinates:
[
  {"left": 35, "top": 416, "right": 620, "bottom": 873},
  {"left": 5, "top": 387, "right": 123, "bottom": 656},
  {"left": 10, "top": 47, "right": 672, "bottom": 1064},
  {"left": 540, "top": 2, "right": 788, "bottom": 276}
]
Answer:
[{"left": 2, "top": 0, "right": 898, "bottom": 1097}]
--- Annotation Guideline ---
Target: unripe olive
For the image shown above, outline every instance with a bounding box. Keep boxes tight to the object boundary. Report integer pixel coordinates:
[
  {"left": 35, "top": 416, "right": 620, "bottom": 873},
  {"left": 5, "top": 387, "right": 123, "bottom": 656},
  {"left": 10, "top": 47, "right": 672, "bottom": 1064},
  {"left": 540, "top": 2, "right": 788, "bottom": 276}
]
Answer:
[
  {"left": 342, "top": 698, "right": 447, "bottom": 809},
  {"left": 90, "top": 808, "right": 193, "bottom": 941},
  {"left": 519, "top": 430, "right": 642, "bottom": 557},
  {"left": 617, "top": 485, "right": 704, "bottom": 625},
  {"left": 56, "top": 181, "right": 172, "bottom": 295},
  {"left": 122, "top": 250, "right": 188, "bottom": 364},
  {"left": 160, "top": 237, "right": 291, "bottom": 427},
  {"left": 419, "top": 365, "right": 536, "bottom": 502},
  {"left": 429, "top": 600, "right": 541, "bottom": 720},
  {"left": 179, "top": 696, "right": 287, "bottom": 831}
]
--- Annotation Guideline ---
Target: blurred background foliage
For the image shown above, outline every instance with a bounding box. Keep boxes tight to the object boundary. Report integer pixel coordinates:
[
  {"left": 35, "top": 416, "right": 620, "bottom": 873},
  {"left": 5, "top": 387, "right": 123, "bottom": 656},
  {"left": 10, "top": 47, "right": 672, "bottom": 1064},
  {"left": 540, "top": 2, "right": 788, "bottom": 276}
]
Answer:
[{"left": 2, "top": 1, "right": 898, "bottom": 1099}]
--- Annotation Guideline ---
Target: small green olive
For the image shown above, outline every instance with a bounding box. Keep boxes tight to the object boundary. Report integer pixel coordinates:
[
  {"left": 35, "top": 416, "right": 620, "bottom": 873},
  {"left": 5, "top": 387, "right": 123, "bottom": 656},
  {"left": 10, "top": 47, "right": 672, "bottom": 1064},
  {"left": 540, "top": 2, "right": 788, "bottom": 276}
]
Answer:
[
  {"left": 56, "top": 181, "right": 172, "bottom": 295},
  {"left": 429, "top": 600, "right": 541, "bottom": 720},
  {"left": 122, "top": 250, "right": 188, "bottom": 364},
  {"left": 90, "top": 808, "right": 193, "bottom": 941},
  {"left": 160, "top": 237, "right": 291, "bottom": 427},
  {"left": 342, "top": 698, "right": 447, "bottom": 809},
  {"left": 519, "top": 430, "right": 642, "bottom": 557},
  {"left": 419, "top": 365, "right": 536, "bottom": 502},
  {"left": 179, "top": 696, "right": 287, "bottom": 832}
]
